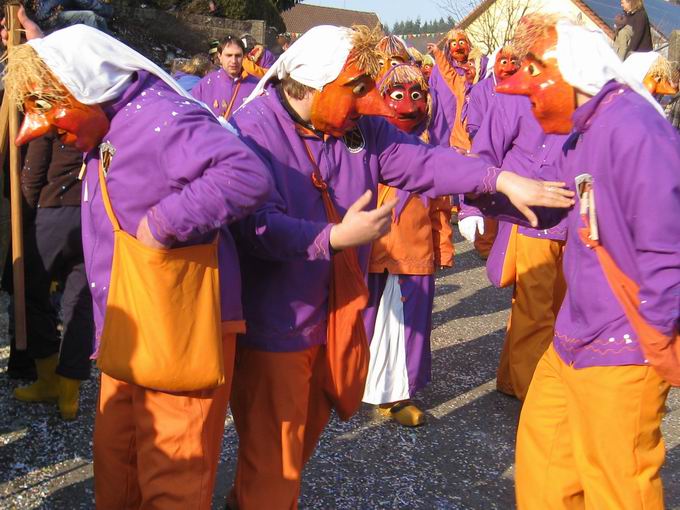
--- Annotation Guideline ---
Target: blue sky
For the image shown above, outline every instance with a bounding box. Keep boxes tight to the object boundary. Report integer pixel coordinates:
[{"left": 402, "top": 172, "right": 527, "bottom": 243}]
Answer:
[{"left": 303, "top": 0, "right": 451, "bottom": 30}]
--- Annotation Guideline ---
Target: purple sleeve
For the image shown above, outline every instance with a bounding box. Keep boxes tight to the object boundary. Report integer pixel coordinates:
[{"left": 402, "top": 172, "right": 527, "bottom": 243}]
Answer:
[
  {"left": 260, "top": 49, "right": 276, "bottom": 68},
  {"left": 371, "top": 118, "right": 500, "bottom": 196},
  {"left": 228, "top": 116, "right": 333, "bottom": 262},
  {"left": 146, "top": 110, "right": 272, "bottom": 244},
  {"left": 627, "top": 133, "right": 680, "bottom": 335},
  {"left": 232, "top": 193, "right": 333, "bottom": 262},
  {"left": 466, "top": 188, "right": 567, "bottom": 230}
]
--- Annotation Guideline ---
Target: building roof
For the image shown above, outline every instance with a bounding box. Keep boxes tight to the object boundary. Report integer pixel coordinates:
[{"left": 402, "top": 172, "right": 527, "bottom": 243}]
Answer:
[
  {"left": 580, "top": 0, "right": 680, "bottom": 39},
  {"left": 281, "top": 3, "right": 381, "bottom": 35}
]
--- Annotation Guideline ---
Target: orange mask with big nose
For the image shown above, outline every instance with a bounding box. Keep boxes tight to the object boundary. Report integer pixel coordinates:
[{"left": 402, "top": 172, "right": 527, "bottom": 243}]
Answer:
[
  {"left": 310, "top": 60, "right": 395, "bottom": 137},
  {"left": 16, "top": 87, "right": 109, "bottom": 152},
  {"left": 496, "top": 27, "right": 576, "bottom": 134}
]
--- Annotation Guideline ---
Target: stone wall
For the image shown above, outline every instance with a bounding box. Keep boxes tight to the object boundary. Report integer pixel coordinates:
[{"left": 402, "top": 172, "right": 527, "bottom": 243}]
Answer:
[{"left": 111, "top": 0, "right": 268, "bottom": 55}]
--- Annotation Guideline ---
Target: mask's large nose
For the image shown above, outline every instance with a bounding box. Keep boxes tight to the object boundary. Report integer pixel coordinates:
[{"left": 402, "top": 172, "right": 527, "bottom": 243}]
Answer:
[
  {"left": 655, "top": 78, "right": 678, "bottom": 96},
  {"left": 495, "top": 66, "right": 531, "bottom": 96},
  {"left": 356, "top": 86, "right": 395, "bottom": 118},
  {"left": 15, "top": 112, "right": 53, "bottom": 146}
]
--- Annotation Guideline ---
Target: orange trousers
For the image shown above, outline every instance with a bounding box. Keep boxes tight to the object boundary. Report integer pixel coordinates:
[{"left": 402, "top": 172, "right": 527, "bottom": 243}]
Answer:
[
  {"left": 474, "top": 217, "right": 498, "bottom": 259},
  {"left": 516, "top": 344, "right": 670, "bottom": 510},
  {"left": 93, "top": 333, "right": 236, "bottom": 510},
  {"left": 229, "top": 345, "right": 333, "bottom": 510},
  {"left": 497, "top": 235, "right": 565, "bottom": 400}
]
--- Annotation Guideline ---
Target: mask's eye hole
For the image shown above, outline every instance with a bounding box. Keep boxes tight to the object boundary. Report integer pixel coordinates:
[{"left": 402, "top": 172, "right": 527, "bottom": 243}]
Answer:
[
  {"left": 389, "top": 90, "right": 405, "bottom": 100},
  {"left": 500, "top": 58, "right": 508, "bottom": 65},
  {"left": 352, "top": 82, "right": 368, "bottom": 96},
  {"left": 527, "top": 63, "right": 541, "bottom": 77},
  {"left": 655, "top": 76, "right": 662, "bottom": 83},
  {"left": 378, "top": 59, "right": 385, "bottom": 68},
  {"left": 390, "top": 59, "right": 400, "bottom": 67},
  {"left": 410, "top": 90, "right": 423, "bottom": 101},
  {"left": 33, "top": 99, "right": 53, "bottom": 112}
]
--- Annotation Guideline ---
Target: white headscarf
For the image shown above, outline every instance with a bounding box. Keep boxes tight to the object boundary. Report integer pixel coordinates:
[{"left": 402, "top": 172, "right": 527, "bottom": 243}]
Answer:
[
  {"left": 27, "top": 24, "right": 195, "bottom": 105},
  {"left": 622, "top": 51, "right": 662, "bottom": 83},
  {"left": 553, "top": 20, "right": 664, "bottom": 116},
  {"left": 243, "top": 25, "right": 353, "bottom": 105},
  {"left": 485, "top": 47, "right": 499, "bottom": 79}
]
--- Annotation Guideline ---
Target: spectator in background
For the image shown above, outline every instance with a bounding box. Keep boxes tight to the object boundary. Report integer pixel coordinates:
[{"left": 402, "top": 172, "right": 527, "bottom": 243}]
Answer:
[
  {"left": 172, "top": 54, "right": 211, "bottom": 92},
  {"left": 12, "top": 133, "right": 94, "bottom": 421},
  {"left": 208, "top": 38, "right": 220, "bottom": 68},
  {"left": 272, "top": 32, "right": 291, "bottom": 57},
  {"left": 31, "top": 0, "right": 113, "bottom": 32},
  {"left": 613, "top": 13, "right": 633, "bottom": 60},
  {"left": 192, "top": 35, "right": 259, "bottom": 118},
  {"left": 621, "top": 0, "right": 653, "bottom": 53}
]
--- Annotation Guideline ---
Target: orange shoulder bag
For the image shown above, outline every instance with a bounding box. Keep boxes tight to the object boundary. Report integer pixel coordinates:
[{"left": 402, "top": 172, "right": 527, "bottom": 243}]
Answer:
[
  {"left": 302, "top": 139, "right": 370, "bottom": 420},
  {"left": 95, "top": 146, "right": 225, "bottom": 391}
]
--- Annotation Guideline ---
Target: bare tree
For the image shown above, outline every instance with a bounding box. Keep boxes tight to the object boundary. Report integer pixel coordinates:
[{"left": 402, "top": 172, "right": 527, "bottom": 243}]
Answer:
[{"left": 435, "top": 0, "right": 532, "bottom": 54}]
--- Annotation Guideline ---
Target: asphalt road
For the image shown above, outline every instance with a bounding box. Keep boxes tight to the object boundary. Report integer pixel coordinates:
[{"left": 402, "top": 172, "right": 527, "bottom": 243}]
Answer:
[{"left": 1, "top": 234, "right": 679, "bottom": 509}]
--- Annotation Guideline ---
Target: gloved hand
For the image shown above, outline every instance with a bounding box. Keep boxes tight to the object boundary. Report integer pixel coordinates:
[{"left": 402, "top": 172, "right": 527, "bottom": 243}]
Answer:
[{"left": 458, "top": 216, "right": 485, "bottom": 243}]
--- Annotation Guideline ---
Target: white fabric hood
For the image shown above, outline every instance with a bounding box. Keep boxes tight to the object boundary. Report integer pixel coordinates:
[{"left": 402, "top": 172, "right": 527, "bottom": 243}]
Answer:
[
  {"left": 553, "top": 20, "right": 664, "bottom": 116},
  {"left": 243, "top": 25, "right": 353, "bottom": 105},
  {"left": 27, "top": 24, "right": 196, "bottom": 106}
]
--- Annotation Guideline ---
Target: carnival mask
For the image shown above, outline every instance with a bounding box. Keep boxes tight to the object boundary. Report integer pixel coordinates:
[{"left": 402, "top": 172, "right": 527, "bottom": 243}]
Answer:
[
  {"left": 493, "top": 50, "right": 520, "bottom": 81},
  {"left": 311, "top": 61, "right": 394, "bottom": 137},
  {"left": 496, "top": 27, "right": 576, "bottom": 134},
  {"left": 642, "top": 71, "right": 678, "bottom": 96},
  {"left": 383, "top": 81, "right": 428, "bottom": 133},
  {"left": 421, "top": 63, "right": 433, "bottom": 80},
  {"left": 378, "top": 55, "right": 407, "bottom": 81},
  {"left": 16, "top": 89, "right": 110, "bottom": 152},
  {"left": 449, "top": 34, "right": 470, "bottom": 63},
  {"left": 376, "top": 36, "right": 411, "bottom": 81}
]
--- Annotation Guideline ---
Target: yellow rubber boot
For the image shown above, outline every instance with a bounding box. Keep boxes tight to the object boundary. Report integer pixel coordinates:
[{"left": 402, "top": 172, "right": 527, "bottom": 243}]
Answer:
[
  {"left": 58, "top": 377, "right": 81, "bottom": 420},
  {"left": 381, "top": 401, "right": 426, "bottom": 427},
  {"left": 390, "top": 402, "right": 426, "bottom": 427},
  {"left": 13, "top": 354, "right": 59, "bottom": 402}
]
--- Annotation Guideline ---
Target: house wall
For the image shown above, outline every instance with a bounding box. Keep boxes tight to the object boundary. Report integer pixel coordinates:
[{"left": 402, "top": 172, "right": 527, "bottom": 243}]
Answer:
[{"left": 464, "top": 0, "right": 610, "bottom": 53}]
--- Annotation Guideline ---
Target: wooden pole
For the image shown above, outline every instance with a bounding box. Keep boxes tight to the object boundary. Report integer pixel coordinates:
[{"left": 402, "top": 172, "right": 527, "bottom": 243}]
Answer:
[{"left": 5, "top": 1, "right": 27, "bottom": 350}]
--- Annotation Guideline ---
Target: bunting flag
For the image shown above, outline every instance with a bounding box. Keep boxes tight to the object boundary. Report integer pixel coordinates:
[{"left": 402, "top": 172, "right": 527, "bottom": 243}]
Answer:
[{"left": 287, "top": 30, "right": 448, "bottom": 40}]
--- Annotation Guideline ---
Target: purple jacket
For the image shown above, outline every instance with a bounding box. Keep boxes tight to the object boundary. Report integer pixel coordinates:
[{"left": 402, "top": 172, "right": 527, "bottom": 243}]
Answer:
[
  {"left": 260, "top": 48, "right": 276, "bottom": 68},
  {"left": 229, "top": 88, "right": 501, "bottom": 352},
  {"left": 81, "top": 71, "right": 271, "bottom": 351},
  {"left": 473, "top": 81, "right": 680, "bottom": 368},
  {"left": 191, "top": 68, "right": 259, "bottom": 118},
  {"left": 429, "top": 54, "right": 488, "bottom": 147},
  {"left": 464, "top": 75, "right": 495, "bottom": 139}
]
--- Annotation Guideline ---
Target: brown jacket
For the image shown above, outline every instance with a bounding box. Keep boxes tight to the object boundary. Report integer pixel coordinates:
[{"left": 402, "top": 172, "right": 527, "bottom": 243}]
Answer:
[{"left": 369, "top": 185, "right": 453, "bottom": 275}]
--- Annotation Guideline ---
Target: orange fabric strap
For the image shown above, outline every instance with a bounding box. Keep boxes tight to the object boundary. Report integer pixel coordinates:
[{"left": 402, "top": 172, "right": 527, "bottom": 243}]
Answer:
[
  {"left": 301, "top": 139, "right": 343, "bottom": 224},
  {"left": 97, "top": 154, "right": 121, "bottom": 232},
  {"left": 223, "top": 80, "right": 242, "bottom": 119}
]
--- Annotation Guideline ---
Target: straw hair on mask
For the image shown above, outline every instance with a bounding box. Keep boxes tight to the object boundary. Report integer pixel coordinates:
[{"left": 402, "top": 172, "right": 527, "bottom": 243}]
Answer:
[
  {"left": 378, "top": 65, "right": 428, "bottom": 96},
  {"left": 512, "top": 13, "right": 561, "bottom": 59},
  {"left": 376, "top": 35, "right": 411, "bottom": 62},
  {"left": 648, "top": 55, "right": 672, "bottom": 81},
  {"left": 347, "top": 24, "right": 383, "bottom": 79},
  {"left": 3, "top": 44, "right": 70, "bottom": 110}
]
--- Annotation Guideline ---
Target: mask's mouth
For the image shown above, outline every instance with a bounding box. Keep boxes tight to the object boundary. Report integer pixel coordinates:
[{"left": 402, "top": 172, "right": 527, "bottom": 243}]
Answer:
[{"left": 397, "top": 112, "right": 419, "bottom": 120}]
